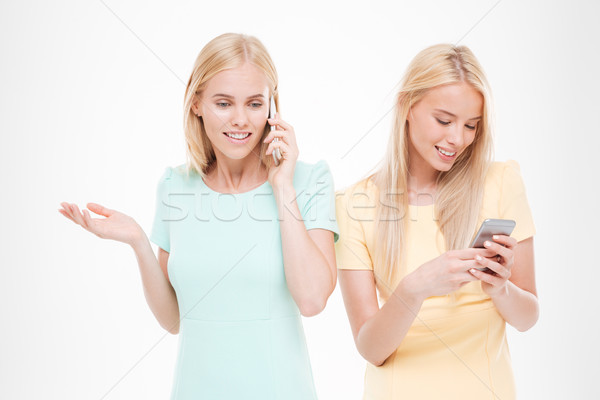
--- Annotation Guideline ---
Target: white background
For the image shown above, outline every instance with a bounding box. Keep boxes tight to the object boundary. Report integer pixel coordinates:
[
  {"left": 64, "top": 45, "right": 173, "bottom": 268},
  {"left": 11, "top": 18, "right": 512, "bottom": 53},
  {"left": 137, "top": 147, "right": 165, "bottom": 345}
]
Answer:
[{"left": 1, "top": 0, "right": 599, "bottom": 398}]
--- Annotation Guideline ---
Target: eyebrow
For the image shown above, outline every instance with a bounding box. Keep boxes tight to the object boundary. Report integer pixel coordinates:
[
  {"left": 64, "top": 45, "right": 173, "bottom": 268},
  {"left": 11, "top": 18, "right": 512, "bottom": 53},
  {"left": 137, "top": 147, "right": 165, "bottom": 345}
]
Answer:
[
  {"left": 434, "top": 108, "right": 481, "bottom": 121},
  {"left": 212, "top": 93, "right": 265, "bottom": 100}
]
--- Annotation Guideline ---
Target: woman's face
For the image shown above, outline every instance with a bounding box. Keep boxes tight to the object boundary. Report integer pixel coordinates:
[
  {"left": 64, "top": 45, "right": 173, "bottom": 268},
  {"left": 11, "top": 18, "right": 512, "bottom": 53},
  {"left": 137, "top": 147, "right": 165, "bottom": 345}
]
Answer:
[
  {"left": 193, "top": 62, "right": 270, "bottom": 162},
  {"left": 407, "top": 82, "right": 483, "bottom": 174}
]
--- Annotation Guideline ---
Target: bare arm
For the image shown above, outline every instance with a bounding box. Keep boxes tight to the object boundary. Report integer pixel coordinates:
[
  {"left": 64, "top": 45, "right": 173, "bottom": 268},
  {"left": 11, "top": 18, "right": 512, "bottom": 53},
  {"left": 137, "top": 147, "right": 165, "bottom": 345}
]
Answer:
[
  {"left": 338, "top": 270, "right": 424, "bottom": 366},
  {"left": 59, "top": 202, "right": 180, "bottom": 334},
  {"left": 131, "top": 236, "right": 180, "bottom": 334},
  {"left": 264, "top": 116, "right": 337, "bottom": 317},
  {"left": 276, "top": 187, "right": 337, "bottom": 317},
  {"left": 338, "top": 249, "right": 486, "bottom": 366},
  {"left": 470, "top": 236, "right": 539, "bottom": 331}
]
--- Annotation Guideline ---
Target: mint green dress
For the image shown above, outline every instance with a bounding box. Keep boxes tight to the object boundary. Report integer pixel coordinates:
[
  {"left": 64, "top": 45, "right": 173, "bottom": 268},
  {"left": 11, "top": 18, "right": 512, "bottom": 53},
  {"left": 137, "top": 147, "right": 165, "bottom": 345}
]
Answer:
[{"left": 149, "top": 160, "right": 339, "bottom": 400}]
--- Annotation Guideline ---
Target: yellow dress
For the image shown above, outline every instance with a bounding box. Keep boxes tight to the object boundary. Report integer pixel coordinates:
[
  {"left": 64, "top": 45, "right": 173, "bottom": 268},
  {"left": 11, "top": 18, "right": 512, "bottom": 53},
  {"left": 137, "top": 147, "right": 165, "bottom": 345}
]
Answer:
[{"left": 335, "top": 161, "right": 536, "bottom": 400}]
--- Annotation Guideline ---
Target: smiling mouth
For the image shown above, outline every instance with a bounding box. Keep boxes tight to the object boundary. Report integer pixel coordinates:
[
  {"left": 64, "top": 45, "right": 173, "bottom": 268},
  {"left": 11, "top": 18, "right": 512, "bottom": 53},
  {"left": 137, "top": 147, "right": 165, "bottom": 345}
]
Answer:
[
  {"left": 223, "top": 132, "right": 251, "bottom": 140},
  {"left": 435, "top": 146, "right": 456, "bottom": 157}
]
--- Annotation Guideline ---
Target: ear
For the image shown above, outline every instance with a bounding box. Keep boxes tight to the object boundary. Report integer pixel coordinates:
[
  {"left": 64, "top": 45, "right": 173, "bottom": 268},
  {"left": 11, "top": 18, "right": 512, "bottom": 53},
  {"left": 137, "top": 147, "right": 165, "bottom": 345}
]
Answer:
[
  {"left": 406, "top": 106, "right": 415, "bottom": 125},
  {"left": 191, "top": 95, "right": 202, "bottom": 117}
]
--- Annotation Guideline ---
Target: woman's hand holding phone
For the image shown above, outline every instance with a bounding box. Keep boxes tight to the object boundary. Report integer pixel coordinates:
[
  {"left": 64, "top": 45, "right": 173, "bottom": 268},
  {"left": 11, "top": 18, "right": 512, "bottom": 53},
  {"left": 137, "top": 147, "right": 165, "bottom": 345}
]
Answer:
[
  {"left": 400, "top": 248, "right": 496, "bottom": 301},
  {"left": 469, "top": 235, "right": 518, "bottom": 297},
  {"left": 267, "top": 96, "right": 282, "bottom": 167},
  {"left": 264, "top": 115, "right": 298, "bottom": 191}
]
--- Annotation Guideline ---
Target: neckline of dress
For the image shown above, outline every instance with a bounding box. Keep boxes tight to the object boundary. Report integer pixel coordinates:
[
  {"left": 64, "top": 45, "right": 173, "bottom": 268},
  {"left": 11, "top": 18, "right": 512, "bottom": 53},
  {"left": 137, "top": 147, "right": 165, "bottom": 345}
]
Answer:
[
  {"left": 408, "top": 203, "right": 435, "bottom": 208},
  {"left": 199, "top": 177, "right": 271, "bottom": 195}
]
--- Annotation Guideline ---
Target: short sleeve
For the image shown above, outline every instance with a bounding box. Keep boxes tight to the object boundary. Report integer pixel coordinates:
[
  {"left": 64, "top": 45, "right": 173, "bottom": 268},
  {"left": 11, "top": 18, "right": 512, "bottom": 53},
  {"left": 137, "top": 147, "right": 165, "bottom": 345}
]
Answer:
[
  {"left": 149, "top": 167, "right": 173, "bottom": 252},
  {"left": 299, "top": 160, "right": 340, "bottom": 242},
  {"left": 499, "top": 160, "right": 536, "bottom": 242},
  {"left": 334, "top": 185, "right": 374, "bottom": 270}
]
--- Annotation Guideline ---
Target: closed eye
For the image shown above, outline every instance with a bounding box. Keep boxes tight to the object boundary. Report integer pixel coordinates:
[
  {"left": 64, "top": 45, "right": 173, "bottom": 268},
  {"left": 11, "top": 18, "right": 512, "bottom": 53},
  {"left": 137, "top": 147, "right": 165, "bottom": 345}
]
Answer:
[
  {"left": 436, "top": 118, "right": 450, "bottom": 126},
  {"left": 465, "top": 124, "right": 476, "bottom": 130}
]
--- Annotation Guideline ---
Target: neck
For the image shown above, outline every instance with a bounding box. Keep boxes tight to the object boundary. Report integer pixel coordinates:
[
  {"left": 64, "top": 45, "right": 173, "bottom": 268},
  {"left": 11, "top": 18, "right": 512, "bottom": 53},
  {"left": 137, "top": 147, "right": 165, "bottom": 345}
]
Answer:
[
  {"left": 407, "top": 164, "right": 439, "bottom": 190},
  {"left": 407, "top": 144, "right": 440, "bottom": 206},
  {"left": 206, "top": 148, "right": 268, "bottom": 193},
  {"left": 407, "top": 151, "right": 439, "bottom": 191}
]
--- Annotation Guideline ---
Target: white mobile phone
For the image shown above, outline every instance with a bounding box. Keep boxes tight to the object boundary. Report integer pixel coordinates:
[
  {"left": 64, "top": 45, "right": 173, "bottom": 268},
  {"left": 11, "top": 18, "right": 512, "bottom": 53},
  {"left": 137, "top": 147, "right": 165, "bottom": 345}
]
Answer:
[
  {"left": 470, "top": 218, "right": 516, "bottom": 272},
  {"left": 269, "top": 96, "right": 281, "bottom": 166}
]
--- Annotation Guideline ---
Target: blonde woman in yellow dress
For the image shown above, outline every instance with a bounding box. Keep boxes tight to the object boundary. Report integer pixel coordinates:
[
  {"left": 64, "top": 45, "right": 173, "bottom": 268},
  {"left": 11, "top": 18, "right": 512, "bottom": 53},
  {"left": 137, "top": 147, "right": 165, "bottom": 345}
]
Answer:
[{"left": 335, "top": 44, "right": 538, "bottom": 399}]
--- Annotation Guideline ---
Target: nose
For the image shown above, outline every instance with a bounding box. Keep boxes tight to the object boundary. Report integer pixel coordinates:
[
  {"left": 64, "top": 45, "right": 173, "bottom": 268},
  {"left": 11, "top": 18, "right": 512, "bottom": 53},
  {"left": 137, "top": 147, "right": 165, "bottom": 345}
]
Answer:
[
  {"left": 231, "top": 105, "right": 248, "bottom": 128},
  {"left": 446, "top": 124, "right": 465, "bottom": 148}
]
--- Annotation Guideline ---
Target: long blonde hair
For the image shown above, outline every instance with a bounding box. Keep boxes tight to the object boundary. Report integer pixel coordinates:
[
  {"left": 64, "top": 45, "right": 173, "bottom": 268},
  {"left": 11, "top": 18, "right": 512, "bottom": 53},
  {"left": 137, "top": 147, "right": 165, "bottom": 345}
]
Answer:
[
  {"left": 182, "top": 33, "right": 279, "bottom": 177},
  {"left": 372, "top": 44, "right": 494, "bottom": 288}
]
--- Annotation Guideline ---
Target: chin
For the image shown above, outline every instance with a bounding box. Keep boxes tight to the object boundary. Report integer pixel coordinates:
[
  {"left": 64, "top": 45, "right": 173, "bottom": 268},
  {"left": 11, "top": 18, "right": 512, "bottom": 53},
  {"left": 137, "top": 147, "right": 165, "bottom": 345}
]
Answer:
[
  {"left": 215, "top": 142, "right": 261, "bottom": 160},
  {"left": 224, "top": 151, "right": 254, "bottom": 161},
  {"left": 430, "top": 158, "right": 451, "bottom": 169}
]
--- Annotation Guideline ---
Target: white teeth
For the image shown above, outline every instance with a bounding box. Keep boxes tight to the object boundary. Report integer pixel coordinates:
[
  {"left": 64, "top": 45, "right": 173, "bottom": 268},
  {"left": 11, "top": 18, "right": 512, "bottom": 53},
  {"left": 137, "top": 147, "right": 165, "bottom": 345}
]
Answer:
[
  {"left": 437, "top": 147, "right": 456, "bottom": 156},
  {"left": 226, "top": 132, "right": 250, "bottom": 139}
]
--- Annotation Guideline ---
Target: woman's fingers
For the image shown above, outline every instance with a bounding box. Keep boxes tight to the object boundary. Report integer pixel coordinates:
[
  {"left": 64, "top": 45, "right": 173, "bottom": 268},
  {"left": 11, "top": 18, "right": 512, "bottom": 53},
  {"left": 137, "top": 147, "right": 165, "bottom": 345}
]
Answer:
[
  {"left": 475, "top": 254, "right": 510, "bottom": 280},
  {"left": 491, "top": 234, "right": 517, "bottom": 249},
  {"left": 267, "top": 116, "right": 293, "bottom": 132},
  {"left": 263, "top": 129, "right": 287, "bottom": 145},
  {"left": 60, "top": 202, "right": 75, "bottom": 217},
  {"left": 69, "top": 204, "right": 87, "bottom": 228},
  {"left": 483, "top": 240, "right": 510, "bottom": 260},
  {"left": 87, "top": 202, "right": 113, "bottom": 217},
  {"left": 461, "top": 271, "right": 480, "bottom": 283},
  {"left": 469, "top": 267, "right": 505, "bottom": 286},
  {"left": 455, "top": 248, "right": 496, "bottom": 260},
  {"left": 266, "top": 117, "right": 297, "bottom": 147},
  {"left": 58, "top": 207, "right": 77, "bottom": 224},
  {"left": 266, "top": 139, "right": 292, "bottom": 159},
  {"left": 59, "top": 202, "right": 97, "bottom": 232},
  {"left": 59, "top": 201, "right": 139, "bottom": 244},
  {"left": 82, "top": 209, "right": 94, "bottom": 230}
]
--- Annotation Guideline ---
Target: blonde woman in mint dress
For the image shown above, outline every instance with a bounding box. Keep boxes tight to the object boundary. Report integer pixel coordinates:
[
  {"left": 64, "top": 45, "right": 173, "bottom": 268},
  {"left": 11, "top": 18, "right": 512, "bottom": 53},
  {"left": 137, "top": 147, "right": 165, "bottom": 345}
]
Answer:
[{"left": 59, "top": 33, "right": 339, "bottom": 399}]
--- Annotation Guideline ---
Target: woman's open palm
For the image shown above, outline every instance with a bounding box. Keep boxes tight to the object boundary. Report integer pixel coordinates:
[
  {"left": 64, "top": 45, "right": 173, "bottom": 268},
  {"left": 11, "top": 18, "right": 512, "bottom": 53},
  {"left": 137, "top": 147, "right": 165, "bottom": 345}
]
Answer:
[{"left": 58, "top": 202, "right": 143, "bottom": 246}]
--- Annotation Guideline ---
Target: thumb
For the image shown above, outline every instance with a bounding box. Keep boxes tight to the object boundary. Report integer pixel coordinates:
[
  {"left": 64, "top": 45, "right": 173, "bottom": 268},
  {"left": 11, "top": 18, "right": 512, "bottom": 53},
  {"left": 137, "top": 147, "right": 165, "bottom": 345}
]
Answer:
[{"left": 87, "top": 202, "right": 114, "bottom": 217}]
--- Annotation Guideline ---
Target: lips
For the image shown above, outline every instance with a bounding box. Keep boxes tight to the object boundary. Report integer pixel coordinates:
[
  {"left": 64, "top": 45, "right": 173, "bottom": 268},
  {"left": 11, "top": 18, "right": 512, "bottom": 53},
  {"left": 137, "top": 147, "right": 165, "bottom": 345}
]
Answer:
[
  {"left": 223, "top": 131, "right": 252, "bottom": 144},
  {"left": 224, "top": 132, "right": 251, "bottom": 140},
  {"left": 435, "top": 146, "right": 456, "bottom": 157}
]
